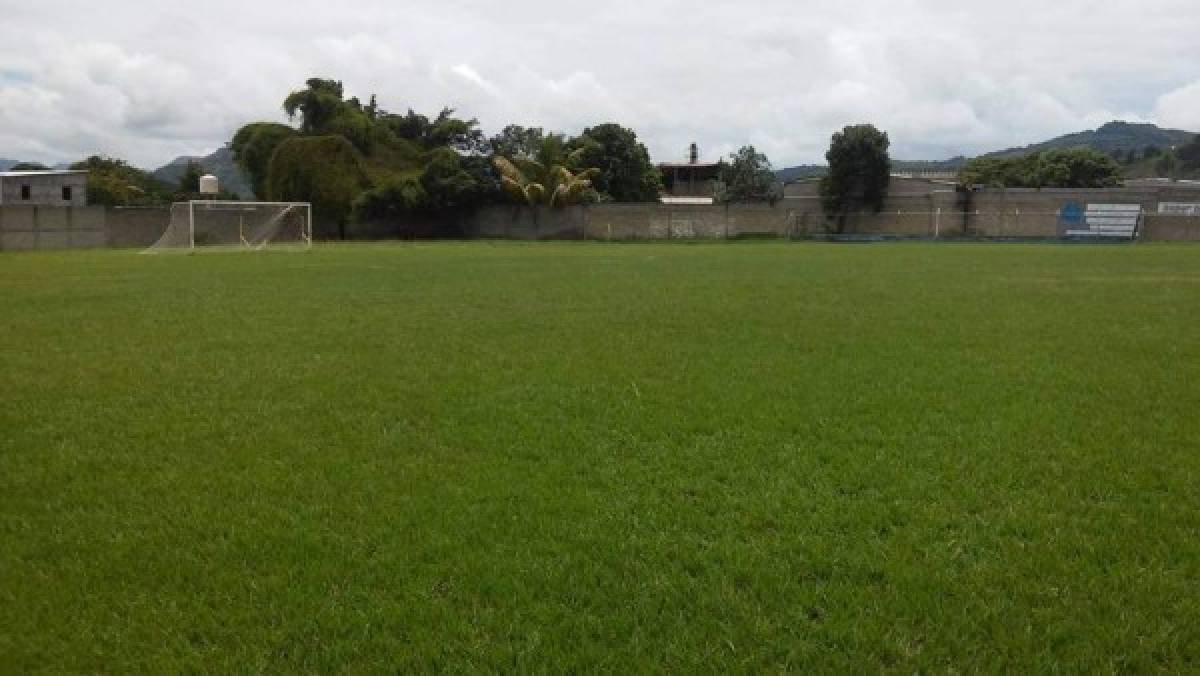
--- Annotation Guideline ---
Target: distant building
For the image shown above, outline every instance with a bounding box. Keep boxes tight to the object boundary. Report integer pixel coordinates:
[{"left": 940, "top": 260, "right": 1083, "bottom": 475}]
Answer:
[
  {"left": 659, "top": 143, "right": 720, "bottom": 204},
  {"left": 0, "top": 170, "right": 88, "bottom": 206}
]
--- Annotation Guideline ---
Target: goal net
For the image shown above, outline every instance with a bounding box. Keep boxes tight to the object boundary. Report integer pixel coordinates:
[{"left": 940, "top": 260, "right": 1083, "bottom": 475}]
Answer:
[{"left": 144, "top": 201, "right": 312, "bottom": 253}]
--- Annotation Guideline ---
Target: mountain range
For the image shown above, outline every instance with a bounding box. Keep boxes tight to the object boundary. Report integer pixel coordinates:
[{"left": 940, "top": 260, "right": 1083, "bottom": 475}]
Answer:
[{"left": 776, "top": 121, "right": 1198, "bottom": 181}]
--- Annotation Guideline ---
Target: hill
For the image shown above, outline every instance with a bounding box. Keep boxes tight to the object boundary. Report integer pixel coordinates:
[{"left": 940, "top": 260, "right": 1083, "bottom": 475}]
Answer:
[
  {"left": 775, "top": 157, "right": 965, "bottom": 182},
  {"left": 774, "top": 164, "right": 826, "bottom": 182},
  {"left": 986, "top": 121, "right": 1196, "bottom": 158},
  {"left": 775, "top": 122, "right": 1198, "bottom": 181},
  {"left": 152, "top": 146, "right": 254, "bottom": 199}
]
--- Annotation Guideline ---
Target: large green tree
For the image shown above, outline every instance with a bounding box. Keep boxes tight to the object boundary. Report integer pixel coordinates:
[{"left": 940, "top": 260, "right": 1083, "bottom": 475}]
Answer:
[
  {"left": 716, "top": 145, "right": 779, "bottom": 204},
  {"left": 820, "top": 124, "right": 891, "bottom": 230},
  {"left": 231, "top": 122, "right": 297, "bottom": 198},
  {"left": 959, "top": 148, "right": 1121, "bottom": 188},
  {"left": 266, "top": 136, "right": 371, "bottom": 239},
  {"left": 570, "top": 123, "right": 662, "bottom": 202}
]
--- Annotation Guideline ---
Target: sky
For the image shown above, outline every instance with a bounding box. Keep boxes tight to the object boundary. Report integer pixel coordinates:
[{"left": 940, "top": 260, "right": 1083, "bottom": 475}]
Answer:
[{"left": 2, "top": 0, "right": 1199, "bottom": 169}]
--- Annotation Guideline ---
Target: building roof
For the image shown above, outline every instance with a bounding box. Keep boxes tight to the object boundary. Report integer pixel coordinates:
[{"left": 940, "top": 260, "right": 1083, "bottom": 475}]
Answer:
[
  {"left": 658, "top": 162, "right": 721, "bottom": 169},
  {"left": 660, "top": 196, "right": 715, "bottom": 205},
  {"left": 1124, "top": 177, "right": 1200, "bottom": 187},
  {"left": 0, "top": 170, "right": 88, "bottom": 178}
]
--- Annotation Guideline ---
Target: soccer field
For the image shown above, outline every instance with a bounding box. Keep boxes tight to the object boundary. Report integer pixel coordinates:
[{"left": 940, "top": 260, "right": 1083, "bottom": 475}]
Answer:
[{"left": 2, "top": 241, "right": 1198, "bottom": 671}]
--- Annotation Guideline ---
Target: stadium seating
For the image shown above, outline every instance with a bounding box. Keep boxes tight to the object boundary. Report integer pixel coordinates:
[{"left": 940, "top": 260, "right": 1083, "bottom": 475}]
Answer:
[{"left": 1064, "top": 204, "right": 1141, "bottom": 240}]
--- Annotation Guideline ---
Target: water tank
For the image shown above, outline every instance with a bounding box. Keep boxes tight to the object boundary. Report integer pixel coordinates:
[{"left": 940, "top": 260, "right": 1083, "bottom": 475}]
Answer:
[{"left": 199, "top": 174, "right": 219, "bottom": 195}]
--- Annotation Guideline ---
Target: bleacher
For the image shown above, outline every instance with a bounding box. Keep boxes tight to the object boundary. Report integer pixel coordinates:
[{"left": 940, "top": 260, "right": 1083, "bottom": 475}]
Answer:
[{"left": 1063, "top": 204, "right": 1141, "bottom": 240}]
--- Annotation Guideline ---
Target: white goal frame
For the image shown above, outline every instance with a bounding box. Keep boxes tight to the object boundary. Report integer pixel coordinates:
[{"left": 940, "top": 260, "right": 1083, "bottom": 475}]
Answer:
[{"left": 145, "top": 200, "right": 313, "bottom": 253}]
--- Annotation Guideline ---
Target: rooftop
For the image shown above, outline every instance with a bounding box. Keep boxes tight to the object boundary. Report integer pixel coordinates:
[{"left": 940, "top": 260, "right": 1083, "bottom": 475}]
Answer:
[{"left": 0, "top": 170, "right": 88, "bottom": 178}]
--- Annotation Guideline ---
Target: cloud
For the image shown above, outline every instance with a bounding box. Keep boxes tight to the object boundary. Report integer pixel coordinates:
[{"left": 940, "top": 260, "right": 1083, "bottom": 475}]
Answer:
[
  {"left": 1155, "top": 80, "right": 1200, "bottom": 131},
  {"left": 449, "top": 64, "right": 499, "bottom": 97},
  {"left": 1, "top": 0, "right": 1198, "bottom": 168}
]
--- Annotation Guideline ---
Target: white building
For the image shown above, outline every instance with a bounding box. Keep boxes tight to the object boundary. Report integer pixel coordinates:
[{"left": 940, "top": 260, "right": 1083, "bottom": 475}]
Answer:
[{"left": 0, "top": 170, "right": 88, "bottom": 206}]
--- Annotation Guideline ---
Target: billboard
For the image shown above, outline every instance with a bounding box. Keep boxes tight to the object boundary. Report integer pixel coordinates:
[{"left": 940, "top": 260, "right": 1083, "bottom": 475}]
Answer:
[{"left": 1158, "top": 202, "right": 1200, "bottom": 216}]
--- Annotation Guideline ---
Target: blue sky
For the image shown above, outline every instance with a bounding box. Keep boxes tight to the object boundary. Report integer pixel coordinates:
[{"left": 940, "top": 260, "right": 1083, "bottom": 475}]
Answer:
[{"left": 2, "top": 0, "right": 1199, "bottom": 168}]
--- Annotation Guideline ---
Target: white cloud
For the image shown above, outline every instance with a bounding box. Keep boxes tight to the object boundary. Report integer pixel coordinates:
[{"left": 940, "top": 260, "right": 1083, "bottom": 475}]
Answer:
[
  {"left": 1154, "top": 80, "right": 1200, "bottom": 131},
  {"left": 0, "top": 0, "right": 1198, "bottom": 168}
]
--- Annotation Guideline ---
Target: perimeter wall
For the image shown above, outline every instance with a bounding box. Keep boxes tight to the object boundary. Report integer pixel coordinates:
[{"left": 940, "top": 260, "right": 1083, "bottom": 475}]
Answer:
[{"left": 3, "top": 188, "right": 1200, "bottom": 251}]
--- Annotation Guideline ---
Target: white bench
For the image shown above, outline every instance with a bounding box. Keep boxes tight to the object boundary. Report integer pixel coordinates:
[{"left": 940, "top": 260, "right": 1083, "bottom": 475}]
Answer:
[{"left": 1065, "top": 204, "right": 1141, "bottom": 239}]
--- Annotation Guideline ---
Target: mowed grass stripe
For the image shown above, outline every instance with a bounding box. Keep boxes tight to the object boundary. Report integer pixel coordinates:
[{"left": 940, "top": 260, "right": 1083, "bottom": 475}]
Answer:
[{"left": 1, "top": 242, "right": 1198, "bottom": 671}]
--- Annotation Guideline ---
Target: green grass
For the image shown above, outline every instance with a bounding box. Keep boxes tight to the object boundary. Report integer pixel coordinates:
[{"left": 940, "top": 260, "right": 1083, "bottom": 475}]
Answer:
[{"left": 2, "top": 241, "right": 1199, "bottom": 671}]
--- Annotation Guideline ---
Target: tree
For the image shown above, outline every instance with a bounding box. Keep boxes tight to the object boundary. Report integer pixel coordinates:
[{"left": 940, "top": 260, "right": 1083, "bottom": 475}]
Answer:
[
  {"left": 69, "top": 155, "right": 175, "bottom": 206},
  {"left": 569, "top": 123, "right": 662, "bottom": 202},
  {"left": 1175, "top": 135, "right": 1200, "bottom": 170},
  {"left": 1156, "top": 150, "right": 1177, "bottom": 179},
  {"left": 231, "top": 122, "right": 297, "bottom": 198},
  {"left": 178, "top": 161, "right": 203, "bottom": 193},
  {"left": 420, "top": 148, "right": 498, "bottom": 211},
  {"left": 1143, "top": 145, "right": 1162, "bottom": 159},
  {"left": 1034, "top": 148, "right": 1122, "bottom": 188},
  {"left": 820, "top": 124, "right": 891, "bottom": 230},
  {"left": 9, "top": 162, "right": 49, "bottom": 171},
  {"left": 493, "top": 135, "right": 599, "bottom": 207},
  {"left": 959, "top": 148, "right": 1121, "bottom": 188},
  {"left": 266, "top": 136, "right": 370, "bottom": 239},
  {"left": 283, "top": 78, "right": 346, "bottom": 134},
  {"left": 716, "top": 145, "right": 779, "bottom": 204},
  {"left": 351, "top": 150, "right": 499, "bottom": 236},
  {"left": 351, "top": 178, "right": 427, "bottom": 224},
  {"left": 380, "top": 108, "right": 487, "bottom": 154},
  {"left": 490, "top": 125, "right": 545, "bottom": 159},
  {"left": 281, "top": 78, "right": 379, "bottom": 153}
]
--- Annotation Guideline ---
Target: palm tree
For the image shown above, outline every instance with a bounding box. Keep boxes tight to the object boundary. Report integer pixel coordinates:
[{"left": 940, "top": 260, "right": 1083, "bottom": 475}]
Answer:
[{"left": 492, "top": 136, "right": 599, "bottom": 207}]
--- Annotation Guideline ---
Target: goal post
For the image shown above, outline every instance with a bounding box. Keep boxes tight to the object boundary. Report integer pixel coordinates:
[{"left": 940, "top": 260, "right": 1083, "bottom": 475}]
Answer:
[{"left": 143, "top": 201, "right": 313, "bottom": 253}]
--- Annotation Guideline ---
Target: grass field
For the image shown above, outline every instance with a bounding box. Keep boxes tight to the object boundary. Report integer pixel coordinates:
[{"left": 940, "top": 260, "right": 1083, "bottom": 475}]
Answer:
[{"left": 2, "top": 241, "right": 1199, "bottom": 671}]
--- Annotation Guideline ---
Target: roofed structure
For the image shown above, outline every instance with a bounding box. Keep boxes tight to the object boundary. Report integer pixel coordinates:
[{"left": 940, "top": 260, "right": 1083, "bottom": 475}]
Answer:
[{"left": 0, "top": 170, "right": 88, "bottom": 206}]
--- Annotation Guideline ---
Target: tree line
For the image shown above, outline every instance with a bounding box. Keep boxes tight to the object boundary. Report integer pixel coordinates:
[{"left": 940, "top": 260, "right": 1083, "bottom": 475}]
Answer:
[
  {"left": 14, "top": 74, "right": 1184, "bottom": 231},
  {"left": 231, "top": 78, "right": 843, "bottom": 236},
  {"left": 228, "top": 78, "right": 675, "bottom": 236}
]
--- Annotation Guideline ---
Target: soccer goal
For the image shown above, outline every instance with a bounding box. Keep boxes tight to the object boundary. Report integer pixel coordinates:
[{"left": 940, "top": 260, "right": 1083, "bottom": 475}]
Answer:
[{"left": 144, "top": 201, "right": 313, "bottom": 253}]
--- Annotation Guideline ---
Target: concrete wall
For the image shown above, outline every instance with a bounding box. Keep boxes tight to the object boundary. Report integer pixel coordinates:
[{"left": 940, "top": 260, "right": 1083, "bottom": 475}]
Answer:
[
  {"left": 784, "top": 176, "right": 956, "bottom": 199},
  {"left": 466, "top": 198, "right": 958, "bottom": 240},
  {"left": 106, "top": 207, "right": 172, "bottom": 248},
  {"left": 0, "top": 173, "right": 88, "bottom": 207},
  {"left": 5, "top": 190, "right": 1200, "bottom": 252},
  {"left": 1142, "top": 215, "right": 1200, "bottom": 241},
  {"left": 0, "top": 206, "right": 106, "bottom": 250}
]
